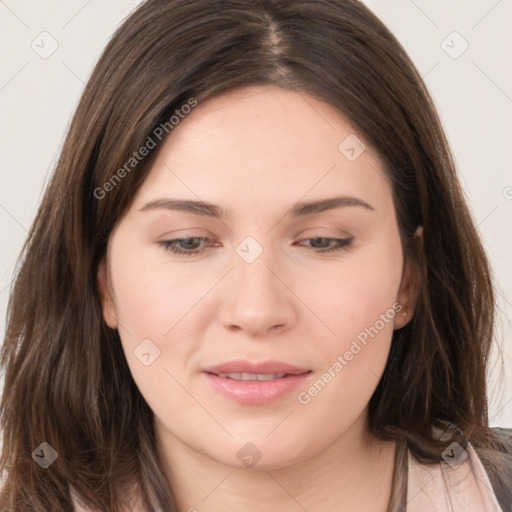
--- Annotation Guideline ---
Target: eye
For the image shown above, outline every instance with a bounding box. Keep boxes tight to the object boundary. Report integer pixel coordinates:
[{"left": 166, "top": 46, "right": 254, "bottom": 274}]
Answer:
[
  {"left": 158, "top": 237, "right": 211, "bottom": 256},
  {"left": 158, "top": 236, "right": 354, "bottom": 256},
  {"left": 295, "top": 237, "right": 354, "bottom": 253}
]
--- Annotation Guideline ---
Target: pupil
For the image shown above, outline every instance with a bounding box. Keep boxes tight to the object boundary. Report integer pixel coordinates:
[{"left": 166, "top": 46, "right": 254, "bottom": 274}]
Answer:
[
  {"left": 181, "top": 238, "right": 198, "bottom": 250},
  {"left": 311, "top": 237, "right": 329, "bottom": 248}
]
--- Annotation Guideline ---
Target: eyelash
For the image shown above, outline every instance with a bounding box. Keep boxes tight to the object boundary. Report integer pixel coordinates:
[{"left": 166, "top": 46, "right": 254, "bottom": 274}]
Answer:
[{"left": 158, "top": 236, "right": 354, "bottom": 256}]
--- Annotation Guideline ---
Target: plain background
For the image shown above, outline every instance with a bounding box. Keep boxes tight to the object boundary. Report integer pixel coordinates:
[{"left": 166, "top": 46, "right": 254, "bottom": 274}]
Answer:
[{"left": 0, "top": 1, "right": 511, "bottom": 428}]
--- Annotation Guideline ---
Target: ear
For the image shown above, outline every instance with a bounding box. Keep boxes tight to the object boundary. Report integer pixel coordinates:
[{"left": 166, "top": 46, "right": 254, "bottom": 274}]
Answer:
[
  {"left": 97, "top": 256, "right": 119, "bottom": 329},
  {"left": 394, "top": 226, "right": 423, "bottom": 330}
]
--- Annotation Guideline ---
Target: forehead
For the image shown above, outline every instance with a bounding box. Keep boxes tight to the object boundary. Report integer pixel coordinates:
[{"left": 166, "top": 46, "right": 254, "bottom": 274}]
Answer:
[
  {"left": 165, "top": 85, "right": 359, "bottom": 161},
  {"left": 131, "top": 85, "right": 392, "bottom": 215}
]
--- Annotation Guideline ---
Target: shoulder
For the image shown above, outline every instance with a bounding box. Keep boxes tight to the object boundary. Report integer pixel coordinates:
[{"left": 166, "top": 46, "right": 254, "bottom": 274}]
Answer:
[
  {"left": 406, "top": 430, "right": 507, "bottom": 512},
  {"left": 490, "top": 426, "right": 512, "bottom": 452}
]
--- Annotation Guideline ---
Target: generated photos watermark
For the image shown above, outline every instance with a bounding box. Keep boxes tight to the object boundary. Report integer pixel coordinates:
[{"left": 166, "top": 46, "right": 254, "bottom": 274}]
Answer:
[
  {"left": 297, "top": 302, "right": 403, "bottom": 405},
  {"left": 94, "top": 97, "right": 198, "bottom": 200}
]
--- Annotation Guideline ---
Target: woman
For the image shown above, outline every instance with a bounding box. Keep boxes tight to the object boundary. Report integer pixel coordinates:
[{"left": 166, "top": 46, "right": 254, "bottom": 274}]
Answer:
[{"left": 1, "top": 1, "right": 511, "bottom": 510}]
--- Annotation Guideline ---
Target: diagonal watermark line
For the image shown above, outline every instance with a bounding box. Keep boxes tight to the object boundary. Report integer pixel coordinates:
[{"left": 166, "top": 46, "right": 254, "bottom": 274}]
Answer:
[
  {"left": 117, "top": 320, "right": 132, "bottom": 337},
  {"left": 489, "top": 396, "right": 512, "bottom": 425},
  {"left": 466, "top": 439, "right": 506, "bottom": 498},
  {"left": 472, "top": 62, "right": 512, "bottom": 104},
  {"left": 200, "top": 471, "right": 233, "bottom": 502},
  {"left": 0, "top": 1, "right": 29, "bottom": 28},
  {"left": 1, "top": 262, "right": 18, "bottom": 296},
  {"left": 0, "top": 62, "right": 29, "bottom": 92},
  {"left": 266, "top": 163, "right": 337, "bottom": 234},
  {"left": 367, "top": 160, "right": 386, "bottom": 183},
  {"left": 162, "top": 267, "right": 234, "bottom": 336},
  {"left": 368, "top": 367, "right": 379, "bottom": 379},
  {"left": 164, "top": 367, "right": 234, "bottom": 438},
  {"left": 422, "top": 61, "right": 439, "bottom": 80},
  {"left": 408, "top": 0, "right": 439, "bottom": 29},
  {"left": 266, "top": 410, "right": 294, "bottom": 438},
  {"left": 61, "top": 0, "right": 93, "bottom": 29},
  {"left": 477, "top": 204, "right": 499, "bottom": 226},
  {"left": 0, "top": 203, "right": 28, "bottom": 232},
  {"left": 0, "top": 281, "right": 11, "bottom": 296},
  {"left": 295, "top": 90, "right": 337, "bottom": 131},
  {"left": 61, "top": 61, "right": 85, "bottom": 85},
  {"left": 265, "top": 266, "right": 337, "bottom": 335},
  {"left": 472, "top": 0, "right": 502, "bottom": 30},
  {"left": 164, "top": 162, "right": 234, "bottom": 234},
  {"left": 406, "top": 473, "right": 437, "bottom": 506},
  {"left": 496, "top": 287, "right": 512, "bottom": 308},
  {"left": 266, "top": 472, "right": 310, "bottom": 512}
]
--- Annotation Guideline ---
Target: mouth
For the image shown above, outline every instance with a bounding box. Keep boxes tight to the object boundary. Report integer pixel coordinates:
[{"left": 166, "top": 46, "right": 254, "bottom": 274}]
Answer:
[{"left": 202, "top": 360, "right": 312, "bottom": 405}]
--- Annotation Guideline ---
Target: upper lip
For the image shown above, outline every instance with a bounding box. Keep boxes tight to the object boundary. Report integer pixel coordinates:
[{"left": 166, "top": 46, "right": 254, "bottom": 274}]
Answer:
[{"left": 202, "top": 360, "right": 310, "bottom": 376}]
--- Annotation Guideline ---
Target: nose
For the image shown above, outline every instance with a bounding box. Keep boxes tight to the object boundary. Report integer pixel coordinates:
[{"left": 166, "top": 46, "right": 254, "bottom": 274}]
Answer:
[{"left": 218, "top": 243, "right": 297, "bottom": 337}]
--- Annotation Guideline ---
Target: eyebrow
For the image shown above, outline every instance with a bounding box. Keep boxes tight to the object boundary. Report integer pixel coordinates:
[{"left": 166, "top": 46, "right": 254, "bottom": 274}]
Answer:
[{"left": 139, "top": 195, "right": 374, "bottom": 218}]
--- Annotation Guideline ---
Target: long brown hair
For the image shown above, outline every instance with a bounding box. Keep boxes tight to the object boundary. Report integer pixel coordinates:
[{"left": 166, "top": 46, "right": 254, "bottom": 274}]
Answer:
[{"left": 1, "top": 0, "right": 510, "bottom": 510}]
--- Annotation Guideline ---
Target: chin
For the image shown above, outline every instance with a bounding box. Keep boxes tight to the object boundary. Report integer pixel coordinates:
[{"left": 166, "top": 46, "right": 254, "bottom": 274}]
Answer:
[{"left": 206, "top": 435, "right": 312, "bottom": 472}]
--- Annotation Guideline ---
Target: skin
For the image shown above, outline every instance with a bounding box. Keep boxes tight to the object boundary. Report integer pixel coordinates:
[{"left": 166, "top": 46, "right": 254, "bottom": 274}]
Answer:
[{"left": 98, "top": 85, "right": 421, "bottom": 511}]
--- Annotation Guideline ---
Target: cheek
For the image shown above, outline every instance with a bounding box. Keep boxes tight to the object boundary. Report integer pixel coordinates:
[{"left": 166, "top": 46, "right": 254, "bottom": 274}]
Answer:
[
  {"left": 108, "top": 248, "right": 205, "bottom": 418},
  {"left": 107, "top": 242, "right": 211, "bottom": 402},
  {"left": 109, "top": 243, "right": 206, "bottom": 337},
  {"left": 309, "top": 247, "right": 402, "bottom": 347},
  {"left": 300, "top": 242, "right": 402, "bottom": 401}
]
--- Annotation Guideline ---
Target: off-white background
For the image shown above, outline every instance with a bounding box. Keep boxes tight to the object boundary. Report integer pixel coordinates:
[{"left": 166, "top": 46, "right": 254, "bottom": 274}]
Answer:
[{"left": 0, "top": 1, "right": 511, "bottom": 427}]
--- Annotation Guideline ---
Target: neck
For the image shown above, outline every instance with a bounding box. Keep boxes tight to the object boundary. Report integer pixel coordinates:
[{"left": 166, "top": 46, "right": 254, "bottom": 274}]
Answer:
[{"left": 155, "top": 411, "right": 397, "bottom": 512}]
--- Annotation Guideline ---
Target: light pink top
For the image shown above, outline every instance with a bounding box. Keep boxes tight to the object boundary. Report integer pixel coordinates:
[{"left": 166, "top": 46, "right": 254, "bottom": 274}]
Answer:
[
  {"left": 407, "top": 442, "right": 503, "bottom": 511},
  {"left": 72, "top": 442, "right": 503, "bottom": 511}
]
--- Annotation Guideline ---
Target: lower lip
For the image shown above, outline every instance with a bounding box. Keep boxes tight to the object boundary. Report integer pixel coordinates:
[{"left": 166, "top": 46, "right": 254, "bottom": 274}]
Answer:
[{"left": 203, "top": 372, "right": 312, "bottom": 405}]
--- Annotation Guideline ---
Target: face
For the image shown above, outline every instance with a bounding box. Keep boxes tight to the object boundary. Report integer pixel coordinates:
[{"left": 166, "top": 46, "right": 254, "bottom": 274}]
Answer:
[{"left": 98, "top": 85, "right": 418, "bottom": 470}]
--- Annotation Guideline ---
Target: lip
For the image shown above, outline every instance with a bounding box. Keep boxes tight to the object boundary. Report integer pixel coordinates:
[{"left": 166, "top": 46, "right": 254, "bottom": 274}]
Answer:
[
  {"left": 202, "top": 359, "right": 310, "bottom": 375},
  {"left": 202, "top": 359, "right": 312, "bottom": 405}
]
